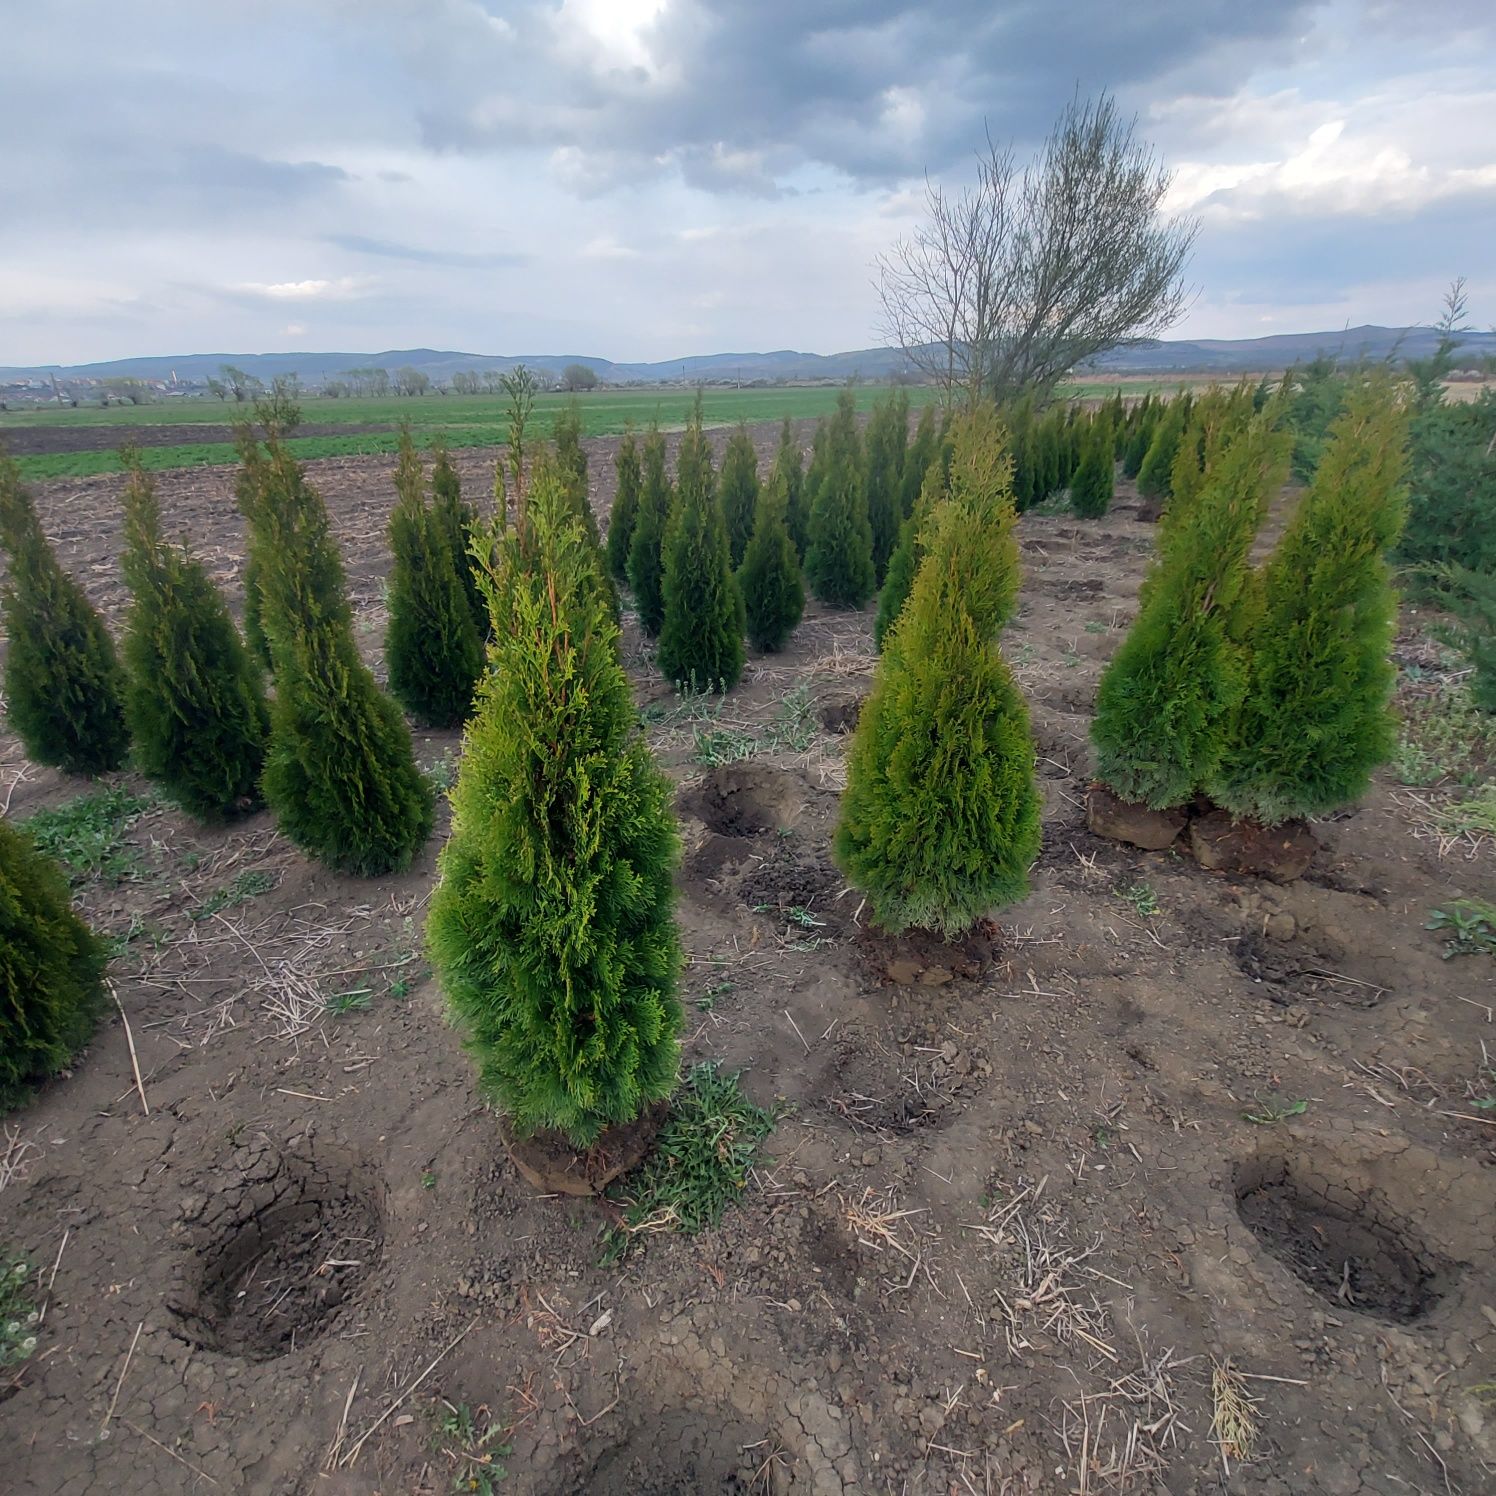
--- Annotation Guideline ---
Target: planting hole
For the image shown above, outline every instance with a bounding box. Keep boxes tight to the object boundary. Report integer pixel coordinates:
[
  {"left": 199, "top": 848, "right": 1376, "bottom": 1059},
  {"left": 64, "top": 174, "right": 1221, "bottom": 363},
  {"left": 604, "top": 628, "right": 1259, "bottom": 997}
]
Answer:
[
  {"left": 680, "top": 763, "right": 805, "bottom": 838},
  {"left": 574, "top": 1402, "right": 776, "bottom": 1495},
  {"left": 1235, "top": 1154, "right": 1449, "bottom": 1323},
  {"left": 171, "top": 1136, "right": 383, "bottom": 1359}
]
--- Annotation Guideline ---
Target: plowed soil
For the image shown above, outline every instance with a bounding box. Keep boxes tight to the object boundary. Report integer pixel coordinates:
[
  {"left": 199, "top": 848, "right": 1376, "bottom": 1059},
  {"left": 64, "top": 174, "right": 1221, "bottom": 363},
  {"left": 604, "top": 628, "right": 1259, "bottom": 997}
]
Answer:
[{"left": 2, "top": 426, "right": 1494, "bottom": 1496}]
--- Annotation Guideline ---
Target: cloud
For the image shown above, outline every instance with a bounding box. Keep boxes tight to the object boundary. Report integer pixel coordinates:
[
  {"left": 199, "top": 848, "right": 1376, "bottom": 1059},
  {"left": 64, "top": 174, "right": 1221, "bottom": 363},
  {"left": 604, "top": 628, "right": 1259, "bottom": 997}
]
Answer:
[
  {"left": 229, "top": 278, "right": 370, "bottom": 302},
  {"left": 326, "top": 234, "right": 528, "bottom": 267}
]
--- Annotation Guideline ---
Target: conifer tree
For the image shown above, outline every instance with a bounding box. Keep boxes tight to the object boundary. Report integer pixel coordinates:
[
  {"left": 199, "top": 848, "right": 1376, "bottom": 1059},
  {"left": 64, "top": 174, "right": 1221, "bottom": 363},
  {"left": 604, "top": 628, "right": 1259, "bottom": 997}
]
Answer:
[
  {"left": 385, "top": 428, "right": 485, "bottom": 729},
  {"left": 806, "top": 391, "right": 876, "bottom": 608},
  {"left": 1122, "top": 400, "right": 1155, "bottom": 477},
  {"left": 0, "top": 817, "right": 108, "bottom": 1109},
  {"left": 718, "top": 421, "right": 760, "bottom": 568},
  {"left": 605, "top": 427, "right": 642, "bottom": 584},
  {"left": 657, "top": 399, "right": 745, "bottom": 691},
  {"left": 552, "top": 401, "right": 598, "bottom": 544},
  {"left": 835, "top": 405, "right": 1038, "bottom": 935},
  {"left": 773, "top": 417, "right": 809, "bottom": 558},
  {"left": 119, "top": 456, "right": 268, "bottom": 820},
  {"left": 865, "top": 392, "right": 908, "bottom": 583},
  {"left": 738, "top": 463, "right": 804, "bottom": 652},
  {"left": 1209, "top": 380, "right": 1409, "bottom": 823},
  {"left": 431, "top": 437, "right": 487, "bottom": 641},
  {"left": 427, "top": 469, "right": 682, "bottom": 1147},
  {"left": 0, "top": 453, "right": 129, "bottom": 776},
  {"left": 803, "top": 417, "right": 831, "bottom": 533},
  {"left": 876, "top": 460, "right": 944, "bottom": 652},
  {"left": 900, "top": 402, "right": 938, "bottom": 518},
  {"left": 1091, "top": 416, "right": 1289, "bottom": 809},
  {"left": 1136, "top": 394, "right": 1189, "bottom": 502},
  {"left": 1070, "top": 409, "right": 1115, "bottom": 518},
  {"left": 237, "top": 414, "right": 433, "bottom": 874},
  {"left": 627, "top": 422, "right": 672, "bottom": 636}
]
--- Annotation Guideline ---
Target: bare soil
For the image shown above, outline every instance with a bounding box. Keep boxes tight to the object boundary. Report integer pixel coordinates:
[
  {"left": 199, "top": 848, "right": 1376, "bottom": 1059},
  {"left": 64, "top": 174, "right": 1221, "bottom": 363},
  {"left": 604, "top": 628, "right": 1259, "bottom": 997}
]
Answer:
[{"left": 2, "top": 430, "right": 1494, "bottom": 1495}]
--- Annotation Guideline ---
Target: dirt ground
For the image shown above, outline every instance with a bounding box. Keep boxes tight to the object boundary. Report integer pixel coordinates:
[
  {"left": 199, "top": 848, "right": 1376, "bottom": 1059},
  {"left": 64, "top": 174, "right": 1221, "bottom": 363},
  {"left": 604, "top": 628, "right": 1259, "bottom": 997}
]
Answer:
[{"left": 2, "top": 426, "right": 1494, "bottom": 1496}]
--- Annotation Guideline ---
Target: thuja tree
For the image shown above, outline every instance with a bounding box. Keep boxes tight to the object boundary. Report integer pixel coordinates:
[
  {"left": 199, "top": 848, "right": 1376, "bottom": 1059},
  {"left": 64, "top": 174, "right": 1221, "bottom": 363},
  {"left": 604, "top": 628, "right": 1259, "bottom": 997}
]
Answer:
[
  {"left": 1210, "top": 380, "right": 1409, "bottom": 823},
  {"left": 657, "top": 400, "right": 745, "bottom": 692},
  {"left": 386, "top": 428, "right": 484, "bottom": 728},
  {"left": 119, "top": 456, "right": 268, "bottom": 819},
  {"left": 427, "top": 470, "right": 682, "bottom": 1146},
  {"left": 900, "top": 402, "right": 938, "bottom": 517},
  {"left": 719, "top": 422, "right": 760, "bottom": 568},
  {"left": 865, "top": 391, "right": 909, "bottom": 581},
  {"left": 773, "top": 417, "right": 809, "bottom": 558},
  {"left": 1122, "top": 397, "right": 1156, "bottom": 478},
  {"left": 738, "top": 463, "right": 804, "bottom": 652},
  {"left": 875, "top": 456, "right": 945, "bottom": 651},
  {"left": 627, "top": 422, "right": 672, "bottom": 636},
  {"left": 431, "top": 438, "right": 486, "bottom": 641},
  {"left": 0, "top": 817, "right": 108, "bottom": 1111},
  {"left": 0, "top": 453, "right": 129, "bottom": 775},
  {"left": 1091, "top": 416, "right": 1289, "bottom": 809},
  {"left": 806, "top": 390, "right": 876, "bottom": 607},
  {"left": 552, "top": 401, "right": 598, "bottom": 544},
  {"left": 1136, "top": 394, "right": 1190, "bottom": 502},
  {"left": 605, "top": 427, "right": 642, "bottom": 584},
  {"left": 237, "top": 419, "right": 433, "bottom": 874},
  {"left": 835, "top": 405, "right": 1038, "bottom": 934},
  {"left": 1069, "top": 408, "right": 1115, "bottom": 518}
]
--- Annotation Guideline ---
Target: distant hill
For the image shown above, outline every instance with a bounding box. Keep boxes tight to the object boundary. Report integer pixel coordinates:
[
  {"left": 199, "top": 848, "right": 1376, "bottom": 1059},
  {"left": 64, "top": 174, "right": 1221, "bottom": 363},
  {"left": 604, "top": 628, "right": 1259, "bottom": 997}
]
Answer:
[{"left": 4, "top": 326, "right": 1493, "bottom": 387}]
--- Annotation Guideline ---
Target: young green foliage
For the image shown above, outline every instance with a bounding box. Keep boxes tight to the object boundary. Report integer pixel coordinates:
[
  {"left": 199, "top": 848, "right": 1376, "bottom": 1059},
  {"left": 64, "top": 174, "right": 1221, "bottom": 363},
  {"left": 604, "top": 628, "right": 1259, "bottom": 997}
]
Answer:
[
  {"left": 605, "top": 426, "right": 643, "bottom": 584},
  {"left": 1069, "top": 408, "right": 1115, "bottom": 518},
  {"left": 627, "top": 421, "right": 672, "bottom": 636},
  {"left": 552, "top": 400, "right": 598, "bottom": 544},
  {"left": 0, "top": 816, "right": 108, "bottom": 1111},
  {"left": 0, "top": 452, "right": 129, "bottom": 776},
  {"left": 427, "top": 469, "right": 683, "bottom": 1147},
  {"left": 237, "top": 414, "right": 433, "bottom": 874},
  {"left": 1136, "top": 394, "right": 1190, "bottom": 502},
  {"left": 773, "top": 416, "right": 809, "bottom": 558},
  {"left": 430, "top": 437, "right": 487, "bottom": 642},
  {"left": 657, "top": 399, "right": 745, "bottom": 691},
  {"left": 385, "top": 428, "right": 485, "bottom": 729},
  {"left": 1399, "top": 390, "right": 1496, "bottom": 577},
  {"left": 864, "top": 391, "right": 909, "bottom": 582},
  {"left": 1437, "top": 564, "right": 1496, "bottom": 714},
  {"left": 1122, "top": 398, "right": 1156, "bottom": 478},
  {"left": 875, "top": 452, "right": 947, "bottom": 652},
  {"left": 1210, "top": 380, "right": 1409, "bottom": 823},
  {"left": 805, "top": 390, "right": 876, "bottom": 608},
  {"left": 835, "top": 406, "right": 1038, "bottom": 935},
  {"left": 1091, "top": 415, "right": 1290, "bottom": 809},
  {"left": 119, "top": 456, "right": 268, "bottom": 819},
  {"left": 900, "top": 402, "right": 938, "bottom": 517},
  {"left": 718, "top": 421, "right": 760, "bottom": 569},
  {"left": 737, "top": 461, "right": 805, "bottom": 652}
]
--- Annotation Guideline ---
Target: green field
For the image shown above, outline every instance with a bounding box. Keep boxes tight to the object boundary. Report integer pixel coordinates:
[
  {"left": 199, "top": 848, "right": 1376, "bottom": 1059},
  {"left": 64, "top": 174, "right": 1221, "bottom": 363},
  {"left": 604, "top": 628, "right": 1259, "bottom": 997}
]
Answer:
[{"left": 2, "top": 386, "right": 949, "bottom": 482}]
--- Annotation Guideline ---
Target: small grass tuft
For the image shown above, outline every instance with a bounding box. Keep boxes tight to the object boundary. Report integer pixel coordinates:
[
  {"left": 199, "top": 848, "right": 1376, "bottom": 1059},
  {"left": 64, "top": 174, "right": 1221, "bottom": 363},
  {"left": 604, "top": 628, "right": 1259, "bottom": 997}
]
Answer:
[
  {"left": 1242, "top": 1094, "right": 1308, "bottom": 1125},
  {"left": 429, "top": 1399, "right": 509, "bottom": 1494},
  {"left": 1427, "top": 898, "right": 1496, "bottom": 959},
  {"left": 1, "top": 1253, "right": 39, "bottom": 1369},
  {"left": 1393, "top": 685, "right": 1492, "bottom": 787},
  {"left": 325, "top": 988, "right": 373, "bottom": 1016},
  {"left": 191, "top": 869, "right": 277, "bottom": 921},
  {"left": 601, "top": 1062, "right": 775, "bottom": 1263},
  {"left": 22, "top": 787, "right": 151, "bottom": 883}
]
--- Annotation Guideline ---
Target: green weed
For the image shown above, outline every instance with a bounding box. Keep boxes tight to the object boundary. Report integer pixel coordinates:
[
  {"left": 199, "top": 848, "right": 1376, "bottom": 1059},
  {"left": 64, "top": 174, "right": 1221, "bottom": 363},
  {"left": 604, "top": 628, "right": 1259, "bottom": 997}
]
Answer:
[
  {"left": 191, "top": 869, "right": 277, "bottom": 921},
  {"left": 1116, "top": 881, "right": 1161, "bottom": 916},
  {"left": 695, "top": 979, "right": 734, "bottom": 1013},
  {"left": 1242, "top": 1095, "right": 1309, "bottom": 1125},
  {"left": 600, "top": 1063, "right": 775, "bottom": 1263},
  {"left": 23, "top": 787, "right": 151, "bottom": 883},
  {"left": 1394, "top": 685, "right": 1492, "bottom": 787},
  {"left": 429, "top": 1400, "right": 509, "bottom": 1494},
  {"left": 0, "top": 1255, "right": 39, "bottom": 1369},
  {"left": 1427, "top": 899, "right": 1496, "bottom": 959},
  {"left": 423, "top": 752, "right": 459, "bottom": 795},
  {"left": 326, "top": 988, "right": 372, "bottom": 1016}
]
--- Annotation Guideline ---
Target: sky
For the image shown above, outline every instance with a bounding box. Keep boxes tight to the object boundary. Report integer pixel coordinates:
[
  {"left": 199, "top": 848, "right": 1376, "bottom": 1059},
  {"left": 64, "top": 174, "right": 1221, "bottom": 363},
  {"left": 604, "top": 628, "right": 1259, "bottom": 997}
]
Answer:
[{"left": 2, "top": 0, "right": 1493, "bottom": 367}]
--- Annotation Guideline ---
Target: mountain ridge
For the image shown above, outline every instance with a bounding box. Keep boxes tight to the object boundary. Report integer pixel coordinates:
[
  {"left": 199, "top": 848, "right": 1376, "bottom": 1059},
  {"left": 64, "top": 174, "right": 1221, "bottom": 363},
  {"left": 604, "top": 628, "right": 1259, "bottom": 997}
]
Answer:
[{"left": 4, "top": 325, "right": 1492, "bottom": 386}]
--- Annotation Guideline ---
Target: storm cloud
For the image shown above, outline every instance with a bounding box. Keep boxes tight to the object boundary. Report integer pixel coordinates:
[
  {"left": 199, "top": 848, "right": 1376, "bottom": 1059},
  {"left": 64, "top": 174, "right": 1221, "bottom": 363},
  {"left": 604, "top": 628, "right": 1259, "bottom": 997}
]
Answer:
[{"left": 2, "top": 0, "right": 1492, "bottom": 364}]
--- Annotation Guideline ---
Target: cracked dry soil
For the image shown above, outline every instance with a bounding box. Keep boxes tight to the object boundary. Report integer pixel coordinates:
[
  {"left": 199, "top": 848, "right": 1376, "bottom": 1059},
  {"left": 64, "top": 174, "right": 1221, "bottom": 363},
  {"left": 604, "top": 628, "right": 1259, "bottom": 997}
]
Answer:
[{"left": 2, "top": 427, "right": 1494, "bottom": 1494}]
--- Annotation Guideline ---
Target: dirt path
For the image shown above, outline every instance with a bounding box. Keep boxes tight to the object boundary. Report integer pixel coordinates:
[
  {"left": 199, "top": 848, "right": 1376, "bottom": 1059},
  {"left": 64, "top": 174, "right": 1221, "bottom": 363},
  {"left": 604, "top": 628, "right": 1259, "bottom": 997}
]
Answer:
[{"left": 1, "top": 432, "right": 1493, "bottom": 1495}]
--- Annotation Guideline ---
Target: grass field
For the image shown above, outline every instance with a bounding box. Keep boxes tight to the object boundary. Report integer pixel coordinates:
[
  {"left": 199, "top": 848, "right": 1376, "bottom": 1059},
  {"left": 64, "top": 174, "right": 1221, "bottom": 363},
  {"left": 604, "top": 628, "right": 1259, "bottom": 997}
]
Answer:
[
  {"left": 0, "top": 377, "right": 1202, "bottom": 481},
  {"left": 2, "top": 386, "right": 948, "bottom": 481}
]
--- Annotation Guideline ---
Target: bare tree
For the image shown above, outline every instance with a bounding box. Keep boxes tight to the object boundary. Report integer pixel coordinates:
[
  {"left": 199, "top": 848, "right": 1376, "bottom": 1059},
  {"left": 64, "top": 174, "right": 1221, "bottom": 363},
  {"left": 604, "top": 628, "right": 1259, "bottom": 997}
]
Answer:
[{"left": 876, "top": 94, "right": 1197, "bottom": 407}]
